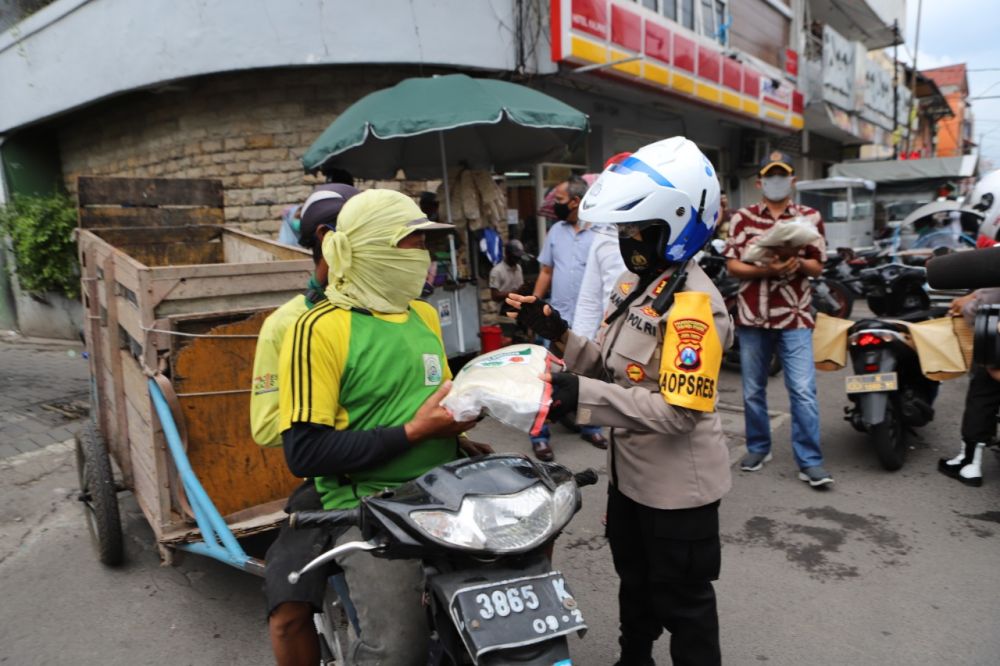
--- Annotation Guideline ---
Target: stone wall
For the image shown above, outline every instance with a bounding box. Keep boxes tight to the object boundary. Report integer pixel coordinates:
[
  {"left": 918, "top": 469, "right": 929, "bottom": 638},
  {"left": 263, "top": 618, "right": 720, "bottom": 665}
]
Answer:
[{"left": 57, "top": 65, "right": 437, "bottom": 237}]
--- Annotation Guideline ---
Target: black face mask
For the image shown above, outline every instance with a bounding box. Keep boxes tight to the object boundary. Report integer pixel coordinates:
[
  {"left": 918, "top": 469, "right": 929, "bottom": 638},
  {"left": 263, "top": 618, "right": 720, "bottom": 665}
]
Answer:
[
  {"left": 552, "top": 202, "right": 572, "bottom": 221},
  {"left": 619, "top": 226, "right": 667, "bottom": 274}
]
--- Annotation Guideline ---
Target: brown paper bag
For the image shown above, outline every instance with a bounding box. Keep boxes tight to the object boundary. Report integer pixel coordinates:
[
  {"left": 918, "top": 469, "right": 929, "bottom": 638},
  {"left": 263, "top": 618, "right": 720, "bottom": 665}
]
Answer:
[
  {"left": 904, "top": 317, "right": 969, "bottom": 381},
  {"left": 953, "top": 315, "right": 974, "bottom": 368},
  {"left": 812, "top": 313, "right": 854, "bottom": 371}
]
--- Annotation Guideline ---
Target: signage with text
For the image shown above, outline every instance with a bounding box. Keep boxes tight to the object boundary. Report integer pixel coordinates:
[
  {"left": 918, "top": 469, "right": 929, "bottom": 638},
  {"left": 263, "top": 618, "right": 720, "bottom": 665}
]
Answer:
[{"left": 550, "top": 0, "right": 804, "bottom": 130}]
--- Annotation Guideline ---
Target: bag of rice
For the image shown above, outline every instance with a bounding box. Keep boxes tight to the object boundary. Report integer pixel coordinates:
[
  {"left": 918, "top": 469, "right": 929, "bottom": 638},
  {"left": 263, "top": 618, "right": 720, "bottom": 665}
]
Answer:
[
  {"left": 742, "top": 217, "right": 822, "bottom": 264},
  {"left": 442, "top": 344, "right": 564, "bottom": 436}
]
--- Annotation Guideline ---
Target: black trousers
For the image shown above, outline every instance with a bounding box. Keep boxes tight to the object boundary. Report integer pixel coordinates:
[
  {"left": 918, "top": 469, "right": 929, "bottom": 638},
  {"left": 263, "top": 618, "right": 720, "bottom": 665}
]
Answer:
[
  {"left": 606, "top": 485, "right": 722, "bottom": 666},
  {"left": 961, "top": 366, "right": 1000, "bottom": 444}
]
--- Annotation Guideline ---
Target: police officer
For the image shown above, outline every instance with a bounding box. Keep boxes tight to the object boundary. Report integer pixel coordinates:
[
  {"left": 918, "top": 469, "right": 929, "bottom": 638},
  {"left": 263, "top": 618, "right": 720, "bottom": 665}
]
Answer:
[{"left": 507, "top": 138, "right": 732, "bottom": 666}]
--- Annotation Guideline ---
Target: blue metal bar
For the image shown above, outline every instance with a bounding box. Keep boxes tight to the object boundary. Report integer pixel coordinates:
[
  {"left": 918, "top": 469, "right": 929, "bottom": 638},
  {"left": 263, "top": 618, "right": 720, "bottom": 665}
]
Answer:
[
  {"left": 176, "top": 542, "right": 265, "bottom": 575},
  {"left": 148, "top": 378, "right": 250, "bottom": 567}
]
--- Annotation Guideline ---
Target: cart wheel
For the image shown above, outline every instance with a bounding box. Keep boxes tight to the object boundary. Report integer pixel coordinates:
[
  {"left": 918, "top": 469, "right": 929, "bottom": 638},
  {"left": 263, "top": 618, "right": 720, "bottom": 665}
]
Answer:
[{"left": 75, "top": 423, "right": 124, "bottom": 566}]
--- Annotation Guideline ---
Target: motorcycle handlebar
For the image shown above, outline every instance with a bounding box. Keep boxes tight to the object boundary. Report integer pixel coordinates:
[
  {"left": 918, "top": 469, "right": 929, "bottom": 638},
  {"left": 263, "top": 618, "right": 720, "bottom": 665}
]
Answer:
[
  {"left": 290, "top": 508, "right": 360, "bottom": 530},
  {"left": 573, "top": 469, "right": 599, "bottom": 488}
]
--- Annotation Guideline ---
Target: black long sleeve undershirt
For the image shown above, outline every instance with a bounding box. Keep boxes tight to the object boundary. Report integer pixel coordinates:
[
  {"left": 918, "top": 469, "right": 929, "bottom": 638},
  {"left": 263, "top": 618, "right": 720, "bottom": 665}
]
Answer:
[{"left": 282, "top": 422, "right": 411, "bottom": 478}]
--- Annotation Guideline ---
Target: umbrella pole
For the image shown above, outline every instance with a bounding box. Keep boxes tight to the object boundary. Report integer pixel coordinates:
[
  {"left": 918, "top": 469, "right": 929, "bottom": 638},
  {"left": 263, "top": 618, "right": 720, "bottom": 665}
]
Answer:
[{"left": 439, "top": 131, "right": 467, "bottom": 354}]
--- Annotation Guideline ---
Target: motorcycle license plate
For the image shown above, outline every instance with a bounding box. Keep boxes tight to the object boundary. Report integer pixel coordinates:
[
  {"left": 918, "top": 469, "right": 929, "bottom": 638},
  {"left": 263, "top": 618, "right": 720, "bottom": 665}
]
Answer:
[
  {"left": 450, "top": 571, "right": 586, "bottom": 660},
  {"left": 845, "top": 372, "right": 898, "bottom": 394}
]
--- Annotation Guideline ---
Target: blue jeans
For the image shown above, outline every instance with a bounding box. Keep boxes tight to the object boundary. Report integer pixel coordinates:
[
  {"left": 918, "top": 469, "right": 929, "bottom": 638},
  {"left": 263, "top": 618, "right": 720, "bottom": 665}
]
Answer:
[
  {"left": 531, "top": 423, "right": 601, "bottom": 444},
  {"left": 737, "top": 327, "right": 823, "bottom": 470}
]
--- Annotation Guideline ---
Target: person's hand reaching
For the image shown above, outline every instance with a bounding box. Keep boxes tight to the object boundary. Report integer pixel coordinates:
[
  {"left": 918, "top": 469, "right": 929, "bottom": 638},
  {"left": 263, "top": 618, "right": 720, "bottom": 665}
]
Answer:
[
  {"left": 405, "top": 381, "right": 477, "bottom": 443},
  {"left": 505, "top": 294, "right": 569, "bottom": 343}
]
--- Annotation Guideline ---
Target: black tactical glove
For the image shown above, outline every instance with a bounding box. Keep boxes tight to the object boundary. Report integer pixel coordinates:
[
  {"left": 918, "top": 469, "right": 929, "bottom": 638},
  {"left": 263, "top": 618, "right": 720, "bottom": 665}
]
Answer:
[
  {"left": 517, "top": 299, "right": 568, "bottom": 341},
  {"left": 547, "top": 372, "right": 579, "bottom": 422}
]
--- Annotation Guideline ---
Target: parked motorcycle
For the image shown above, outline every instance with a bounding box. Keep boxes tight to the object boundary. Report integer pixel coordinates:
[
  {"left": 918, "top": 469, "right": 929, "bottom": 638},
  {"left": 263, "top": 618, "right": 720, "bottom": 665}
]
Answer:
[
  {"left": 822, "top": 249, "right": 884, "bottom": 299},
  {"left": 810, "top": 276, "right": 854, "bottom": 319},
  {"left": 289, "top": 455, "right": 597, "bottom": 665},
  {"left": 843, "top": 309, "right": 944, "bottom": 470},
  {"left": 850, "top": 263, "right": 931, "bottom": 317}
]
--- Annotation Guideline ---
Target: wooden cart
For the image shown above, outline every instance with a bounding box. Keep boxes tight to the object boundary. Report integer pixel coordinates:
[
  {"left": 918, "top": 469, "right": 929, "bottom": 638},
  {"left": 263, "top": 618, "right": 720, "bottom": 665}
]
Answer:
[{"left": 75, "top": 176, "right": 311, "bottom": 570}]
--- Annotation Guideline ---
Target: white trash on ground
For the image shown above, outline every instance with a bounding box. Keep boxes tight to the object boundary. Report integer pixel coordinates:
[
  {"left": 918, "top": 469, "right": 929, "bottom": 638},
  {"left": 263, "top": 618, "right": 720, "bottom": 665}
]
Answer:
[{"left": 442, "top": 344, "right": 564, "bottom": 436}]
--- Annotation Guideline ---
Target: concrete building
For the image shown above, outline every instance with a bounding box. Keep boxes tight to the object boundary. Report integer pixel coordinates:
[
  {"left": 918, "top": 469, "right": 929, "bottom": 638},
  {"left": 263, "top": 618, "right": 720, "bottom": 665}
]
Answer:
[
  {"left": 797, "top": 0, "right": 907, "bottom": 171},
  {"left": 922, "top": 64, "right": 975, "bottom": 159},
  {"left": 0, "top": 0, "right": 896, "bottom": 335}
]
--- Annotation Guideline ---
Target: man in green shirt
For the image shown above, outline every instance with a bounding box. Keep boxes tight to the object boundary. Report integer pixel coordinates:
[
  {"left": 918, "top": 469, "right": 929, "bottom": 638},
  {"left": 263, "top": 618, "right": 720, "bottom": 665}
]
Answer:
[{"left": 272, "top": 189, "right": 484, "bottom": 666}]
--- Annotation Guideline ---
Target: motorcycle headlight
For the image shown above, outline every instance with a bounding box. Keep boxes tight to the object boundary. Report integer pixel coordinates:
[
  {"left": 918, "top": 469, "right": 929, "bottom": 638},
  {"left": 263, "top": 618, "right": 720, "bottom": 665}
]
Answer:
[{"left": 409, "top": 482, "right": 577, "bottom": 553}]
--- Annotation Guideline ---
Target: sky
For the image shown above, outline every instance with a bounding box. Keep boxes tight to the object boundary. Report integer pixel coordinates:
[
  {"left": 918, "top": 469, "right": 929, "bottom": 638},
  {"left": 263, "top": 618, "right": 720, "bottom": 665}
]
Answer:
[{"left": 901, "top": 0, "right": 1000, "bottom": 170}]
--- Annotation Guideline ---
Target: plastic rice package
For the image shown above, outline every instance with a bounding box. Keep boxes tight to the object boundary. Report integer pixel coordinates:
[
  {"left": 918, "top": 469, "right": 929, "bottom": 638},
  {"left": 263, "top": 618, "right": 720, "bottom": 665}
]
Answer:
[
  {"left": 743, "top": 217, "right": 822, "bottom": 264},
  {"left": 442, "top": 344, "right": 565, "bottom": 436}
]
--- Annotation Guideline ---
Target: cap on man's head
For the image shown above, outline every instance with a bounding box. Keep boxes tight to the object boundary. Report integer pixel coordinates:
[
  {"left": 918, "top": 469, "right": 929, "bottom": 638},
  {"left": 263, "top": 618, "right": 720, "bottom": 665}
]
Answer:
[
  {"left": 759, "top": 150, "right": 795, "bottom": 176},
  {"left": 332, "top": 189, "right": 454, "bottom": 250},
  {"left": 505, "top": 239, "right": 525, "bottom": 258},
  {"left": 298, "top": 183, "right": 360, "bottom": 249}
]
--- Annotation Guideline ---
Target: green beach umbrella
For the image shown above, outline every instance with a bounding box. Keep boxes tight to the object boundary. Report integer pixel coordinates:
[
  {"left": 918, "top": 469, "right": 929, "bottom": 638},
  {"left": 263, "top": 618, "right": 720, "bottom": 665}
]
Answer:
[{"left": 302, "top": 74, "right": 589, "bottom": 180}]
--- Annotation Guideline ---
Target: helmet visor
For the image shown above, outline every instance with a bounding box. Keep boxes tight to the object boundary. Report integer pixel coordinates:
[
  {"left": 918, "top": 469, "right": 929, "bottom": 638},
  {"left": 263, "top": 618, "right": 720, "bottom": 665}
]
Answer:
[{"left": 617, "top": 220, "right": 661, "bottom": 239}]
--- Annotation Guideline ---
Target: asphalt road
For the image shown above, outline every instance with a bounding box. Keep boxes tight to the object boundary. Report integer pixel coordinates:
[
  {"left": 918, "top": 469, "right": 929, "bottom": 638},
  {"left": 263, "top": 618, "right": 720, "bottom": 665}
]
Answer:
[{"left": 1, "top": 357, "right": 999, "bottom": 665}]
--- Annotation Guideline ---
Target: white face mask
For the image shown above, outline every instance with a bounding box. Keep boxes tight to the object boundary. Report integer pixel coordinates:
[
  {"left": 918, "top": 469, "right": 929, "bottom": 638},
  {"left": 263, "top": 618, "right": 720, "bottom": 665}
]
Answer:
[{"left": 761, "top": 176, "right": 793, "bottom": 202}]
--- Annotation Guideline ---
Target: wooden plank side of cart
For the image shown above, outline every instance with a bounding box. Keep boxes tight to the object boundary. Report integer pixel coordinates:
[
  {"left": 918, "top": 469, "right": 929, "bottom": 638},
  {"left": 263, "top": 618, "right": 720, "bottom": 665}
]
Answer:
[{"left": 77, "top": 176, "right": 311, "bottom": 550}]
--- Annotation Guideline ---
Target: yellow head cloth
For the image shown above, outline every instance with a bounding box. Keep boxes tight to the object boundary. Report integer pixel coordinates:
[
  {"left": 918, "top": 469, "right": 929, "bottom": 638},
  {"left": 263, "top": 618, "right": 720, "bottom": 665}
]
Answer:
[{"left": 322, "top": 189, "right": 432, "bottom": 314}]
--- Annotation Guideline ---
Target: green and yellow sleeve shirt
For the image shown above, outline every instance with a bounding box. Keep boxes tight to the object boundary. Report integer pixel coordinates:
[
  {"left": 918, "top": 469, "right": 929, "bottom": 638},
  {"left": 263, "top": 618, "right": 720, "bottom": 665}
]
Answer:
[{"left": 278, "top": 300, "right": 455, "bottom": 509}]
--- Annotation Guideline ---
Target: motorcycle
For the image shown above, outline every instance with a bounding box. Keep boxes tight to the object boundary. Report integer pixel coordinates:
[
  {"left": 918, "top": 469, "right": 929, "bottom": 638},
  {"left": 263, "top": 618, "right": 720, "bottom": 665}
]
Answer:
[
  {"left": 850, "top": 262, "right": 930, "bottom": 317},
  {"left": 288, "top": 455, "right": 597, "bottom": 665},
  {"left": 843, "top": 309, "right": 945, "bottom": 470},
  {"left": 810, "top": 276, "right": 854, "bottom": 319}
]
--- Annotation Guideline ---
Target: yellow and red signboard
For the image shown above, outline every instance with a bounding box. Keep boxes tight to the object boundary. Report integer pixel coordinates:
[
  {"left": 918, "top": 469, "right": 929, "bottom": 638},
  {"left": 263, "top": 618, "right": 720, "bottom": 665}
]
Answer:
[{"left": 550, "top": 0, "right": 804, "bottom": 130}]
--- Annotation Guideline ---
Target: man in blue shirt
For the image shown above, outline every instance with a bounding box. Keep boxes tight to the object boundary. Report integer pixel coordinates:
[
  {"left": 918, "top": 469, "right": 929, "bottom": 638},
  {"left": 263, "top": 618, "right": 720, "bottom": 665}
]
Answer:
[{"left": 531, "top": 175, "right": 608, "bottom": 459}]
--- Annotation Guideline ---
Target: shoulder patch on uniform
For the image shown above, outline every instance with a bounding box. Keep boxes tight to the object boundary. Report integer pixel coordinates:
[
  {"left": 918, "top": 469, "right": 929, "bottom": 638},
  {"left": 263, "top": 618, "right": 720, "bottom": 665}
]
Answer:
[
  {"left": 619, "top": 281, "right": 635, "bottom": 296},
  {"left": 672, "top": 318, "right": 710, "bottom": 371}
]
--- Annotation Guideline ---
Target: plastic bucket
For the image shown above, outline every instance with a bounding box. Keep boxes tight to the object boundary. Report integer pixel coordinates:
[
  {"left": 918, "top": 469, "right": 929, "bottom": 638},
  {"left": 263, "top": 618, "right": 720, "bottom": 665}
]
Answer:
[{"left": 480, "top": 325, "right": 503, "bottom": 353}]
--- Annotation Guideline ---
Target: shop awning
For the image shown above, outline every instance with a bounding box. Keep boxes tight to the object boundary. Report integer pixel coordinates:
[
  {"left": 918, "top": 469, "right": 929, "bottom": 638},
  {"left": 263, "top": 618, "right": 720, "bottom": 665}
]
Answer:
[
  {"left": 809, "top": 0, "right": 902, "bottom": 50},
  {"left": 830, "top": 155, "right": 979, "bottom": 183},
  {"left": 804, "top": 103, "right": 887, "bottom": 147}
]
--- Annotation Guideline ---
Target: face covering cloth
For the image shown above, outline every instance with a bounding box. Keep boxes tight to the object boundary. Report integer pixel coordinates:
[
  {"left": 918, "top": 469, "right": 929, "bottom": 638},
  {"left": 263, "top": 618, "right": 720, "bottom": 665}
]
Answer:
[
  {"left": 761, "top": 175, "right": 793, "bottom": 202},
  {"left": 323, "top": 190, "right": 431, "bottom": 314}
]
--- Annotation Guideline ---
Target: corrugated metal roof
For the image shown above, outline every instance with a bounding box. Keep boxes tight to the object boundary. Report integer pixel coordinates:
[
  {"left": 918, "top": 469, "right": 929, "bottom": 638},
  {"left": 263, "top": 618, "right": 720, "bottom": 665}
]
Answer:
[{"left": 829, "top": 154, "right": 979, "bottom": 183}]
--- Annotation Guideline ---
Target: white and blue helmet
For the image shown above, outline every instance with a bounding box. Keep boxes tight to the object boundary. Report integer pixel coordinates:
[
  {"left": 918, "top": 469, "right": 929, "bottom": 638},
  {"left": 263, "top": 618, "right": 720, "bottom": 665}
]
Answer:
[
  {"left": 966, "top": 169, "right": 1000, "bottom": 242},
  {"left": 579, "top": 137, "right": 721, "bottom": 263}
]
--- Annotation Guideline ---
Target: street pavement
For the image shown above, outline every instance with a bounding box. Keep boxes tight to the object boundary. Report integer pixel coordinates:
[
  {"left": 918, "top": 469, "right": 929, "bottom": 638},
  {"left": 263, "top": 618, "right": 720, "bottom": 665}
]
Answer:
[
  {"left": 0, "top": 333, "right": 90, "bottom": 459},
  {"left": 1, "top": 331, "right": 999, "bottom": 665}
]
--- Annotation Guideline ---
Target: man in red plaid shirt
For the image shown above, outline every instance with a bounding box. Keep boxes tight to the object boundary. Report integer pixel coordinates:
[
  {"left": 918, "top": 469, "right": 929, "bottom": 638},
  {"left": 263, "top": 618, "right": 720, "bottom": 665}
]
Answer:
[{"left": 723, "top": 151, "right": 834, "bottom": 488}]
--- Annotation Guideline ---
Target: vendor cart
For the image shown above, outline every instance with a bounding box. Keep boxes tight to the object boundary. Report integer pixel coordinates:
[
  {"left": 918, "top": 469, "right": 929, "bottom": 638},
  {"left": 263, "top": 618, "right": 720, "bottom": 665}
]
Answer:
[{"left": 75, "top": 176, "right": 311, "bottom": 570}]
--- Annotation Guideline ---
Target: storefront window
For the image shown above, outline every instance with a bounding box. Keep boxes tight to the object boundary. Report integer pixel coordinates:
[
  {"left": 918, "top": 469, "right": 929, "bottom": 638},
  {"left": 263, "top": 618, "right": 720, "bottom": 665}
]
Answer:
[
  {"left": 661, "top": 0, "right": 677, "bottom": 21},
  {"left": 637, "top": 0, "right": 657, "bottom": 10}
]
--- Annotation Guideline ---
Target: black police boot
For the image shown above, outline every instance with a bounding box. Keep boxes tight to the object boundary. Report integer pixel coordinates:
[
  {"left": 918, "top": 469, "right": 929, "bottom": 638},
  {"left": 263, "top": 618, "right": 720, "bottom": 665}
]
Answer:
[{"left": 613, "top": 636, "right": 656, "bottom": 666}]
